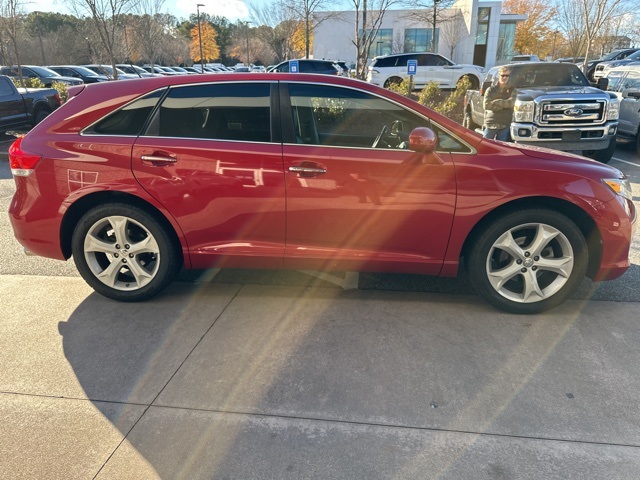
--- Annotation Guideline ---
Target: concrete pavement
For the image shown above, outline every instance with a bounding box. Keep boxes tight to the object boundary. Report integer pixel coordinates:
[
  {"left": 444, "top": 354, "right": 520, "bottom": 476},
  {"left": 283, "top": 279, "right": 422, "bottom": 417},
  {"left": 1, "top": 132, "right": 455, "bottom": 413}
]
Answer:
[{"left": 1, "top": 275, "right": 640, "bottom": 479}]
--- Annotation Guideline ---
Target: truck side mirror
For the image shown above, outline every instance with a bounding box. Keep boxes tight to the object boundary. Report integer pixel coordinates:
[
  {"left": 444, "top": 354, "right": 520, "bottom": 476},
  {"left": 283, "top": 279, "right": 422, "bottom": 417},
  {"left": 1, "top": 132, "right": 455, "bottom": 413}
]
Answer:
[
  {"left": 595, "top": 78, "right": 609, "bottom": 90},
  {"left": 409, "top": 127, "right": 437, "bottom": 153},
  {"left": 480, "top": 80, "right": 492, "bottom": 96}
]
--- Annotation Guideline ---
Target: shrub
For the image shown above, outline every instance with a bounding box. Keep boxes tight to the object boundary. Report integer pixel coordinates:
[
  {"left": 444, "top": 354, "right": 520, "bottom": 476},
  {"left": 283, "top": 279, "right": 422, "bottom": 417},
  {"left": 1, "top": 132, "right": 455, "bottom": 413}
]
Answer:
[
  {"left": 11, "top": 77, "right": 45, "bottom": 89},
  {"left": 51, "top": 81, "right": 69, "bottom": 103},
  {"left": 385, "top": 77, "right": 413, "bottom": 97}
]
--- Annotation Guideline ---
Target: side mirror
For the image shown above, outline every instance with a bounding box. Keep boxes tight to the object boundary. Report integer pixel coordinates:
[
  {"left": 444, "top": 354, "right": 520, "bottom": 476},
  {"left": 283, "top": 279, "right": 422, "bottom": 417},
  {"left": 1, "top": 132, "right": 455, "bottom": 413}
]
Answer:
[
  {"left": 595, "top": 77, "right": 609, "bottom": 90},
  {"left": 480, "top": 80, "right": 492, "bottom": 96},
  {"left": 409, "top": 127, "right": 437, "bottom": 153},
  {"left": 622, "top": 88, "right": 640, "bottom": 99}
]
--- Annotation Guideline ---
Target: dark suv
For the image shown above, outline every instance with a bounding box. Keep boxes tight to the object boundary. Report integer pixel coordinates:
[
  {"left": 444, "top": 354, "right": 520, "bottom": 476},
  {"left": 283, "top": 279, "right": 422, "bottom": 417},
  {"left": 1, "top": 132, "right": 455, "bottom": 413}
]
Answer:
[
  {"left": 270, "top": 59, "right": 341, "bottom": 75},
  {"left": 0, "top": 65, "right": 83, "bottom": 87}
]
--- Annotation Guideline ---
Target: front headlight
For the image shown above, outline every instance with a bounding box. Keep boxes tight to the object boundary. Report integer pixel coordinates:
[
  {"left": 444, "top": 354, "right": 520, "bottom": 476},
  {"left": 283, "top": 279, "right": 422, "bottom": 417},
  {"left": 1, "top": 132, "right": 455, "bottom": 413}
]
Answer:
[
  {"left": 603, "top": 176, "right": 633, "bottom": 201},
  {"left": 514, "top": 100, "right": 534, "bottom": 122},
  {"left": 607, "top": 97, "right": 620, "bottom": 120}
]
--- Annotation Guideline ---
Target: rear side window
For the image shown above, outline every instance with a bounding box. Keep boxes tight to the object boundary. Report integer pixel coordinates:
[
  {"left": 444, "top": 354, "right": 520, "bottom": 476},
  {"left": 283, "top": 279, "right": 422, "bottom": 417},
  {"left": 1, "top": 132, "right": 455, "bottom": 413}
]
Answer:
[
  {"left": 372, "top": 56, "right": 398, "bottom": 68},
  {"left": 148, "top": 83, "right": 272, "bottom": 142},
  {"left": 87, "top": 89, "right": 165, "bottom": 136}
]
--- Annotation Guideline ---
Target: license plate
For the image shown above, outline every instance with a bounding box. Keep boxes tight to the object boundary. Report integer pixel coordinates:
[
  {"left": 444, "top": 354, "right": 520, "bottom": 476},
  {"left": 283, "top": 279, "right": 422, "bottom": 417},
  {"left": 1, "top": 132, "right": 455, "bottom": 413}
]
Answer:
[{"left": 562, "top": 131, "right": 581, "bottom": 142}]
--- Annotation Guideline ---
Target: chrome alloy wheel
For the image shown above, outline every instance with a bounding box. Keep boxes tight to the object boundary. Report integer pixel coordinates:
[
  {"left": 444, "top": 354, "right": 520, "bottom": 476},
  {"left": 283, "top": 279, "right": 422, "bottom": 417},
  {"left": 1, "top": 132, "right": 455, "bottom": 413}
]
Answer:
[
  {"left": 83, "top": 215, "right": 161, "bottom": 291},
  {"left": 486, "top": 223, "right": 575, "bottom": 304}
]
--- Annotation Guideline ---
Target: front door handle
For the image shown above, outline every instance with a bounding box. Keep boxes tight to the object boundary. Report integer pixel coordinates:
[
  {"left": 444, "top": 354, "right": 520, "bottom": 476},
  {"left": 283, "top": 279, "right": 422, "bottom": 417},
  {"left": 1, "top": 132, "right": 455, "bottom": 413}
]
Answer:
[{"left": 288, "top": 163, "right": 327, "bottom": 177}]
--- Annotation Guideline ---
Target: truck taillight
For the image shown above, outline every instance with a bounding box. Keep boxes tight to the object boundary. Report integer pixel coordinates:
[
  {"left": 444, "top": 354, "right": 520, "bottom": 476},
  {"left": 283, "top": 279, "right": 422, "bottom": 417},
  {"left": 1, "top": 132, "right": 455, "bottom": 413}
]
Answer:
[{"left": 9, "top": 137, "right": 42, "bottom": 177}]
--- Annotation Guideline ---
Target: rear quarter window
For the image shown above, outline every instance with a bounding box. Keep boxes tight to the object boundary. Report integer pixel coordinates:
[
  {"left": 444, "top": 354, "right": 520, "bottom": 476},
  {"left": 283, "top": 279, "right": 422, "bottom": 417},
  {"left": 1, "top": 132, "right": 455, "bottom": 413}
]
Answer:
[{"left": 86, "top": 89, "right": 165, "bottom": 136}]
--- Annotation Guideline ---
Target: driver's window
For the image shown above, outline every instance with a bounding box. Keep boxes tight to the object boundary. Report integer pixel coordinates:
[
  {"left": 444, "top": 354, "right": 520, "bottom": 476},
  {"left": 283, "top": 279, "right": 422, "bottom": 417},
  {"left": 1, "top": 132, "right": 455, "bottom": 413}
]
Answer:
[{"left": 288, "top": 83, "right": 426, "bottom": 149}]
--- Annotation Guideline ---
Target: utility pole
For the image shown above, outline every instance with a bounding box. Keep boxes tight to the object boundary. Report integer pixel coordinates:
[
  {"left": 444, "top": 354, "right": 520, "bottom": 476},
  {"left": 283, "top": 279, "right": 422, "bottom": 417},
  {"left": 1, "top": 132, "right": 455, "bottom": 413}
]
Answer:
[{"left": 197, "top": 4, "right": 205, "bottom": 72}]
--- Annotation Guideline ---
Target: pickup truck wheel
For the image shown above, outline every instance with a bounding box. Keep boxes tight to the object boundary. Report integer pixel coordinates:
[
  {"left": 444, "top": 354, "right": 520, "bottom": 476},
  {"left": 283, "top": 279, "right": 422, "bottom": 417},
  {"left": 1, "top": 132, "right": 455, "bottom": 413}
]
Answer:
[
  {"left": 33, "top": 108, "right": 51, "bottom": 126},
  {"left": 582, "top": 139, "right": 615, "bottom": 163},
  {"left": 72, "top": 203, "right": 182, "bottom": 302},
  {"left": 466, "top": 209, "right": 588, "bottom": 314},
  {"left": 458, "top": 75, "right": 479, "bottom": 90}
]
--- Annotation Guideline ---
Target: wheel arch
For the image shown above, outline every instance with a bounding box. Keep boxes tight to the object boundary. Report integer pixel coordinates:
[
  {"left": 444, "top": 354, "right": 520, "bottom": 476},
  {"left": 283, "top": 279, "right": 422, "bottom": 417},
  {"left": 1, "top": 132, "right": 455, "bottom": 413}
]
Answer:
[
  {"left": 60, "top": 191, "right": 186, "bottom": 265},
  {"left": 459, "top": 196, "right": 602, "bottom": 279},
  {"left": 459, "top": 73, "right": 480, "bottom": 90}
]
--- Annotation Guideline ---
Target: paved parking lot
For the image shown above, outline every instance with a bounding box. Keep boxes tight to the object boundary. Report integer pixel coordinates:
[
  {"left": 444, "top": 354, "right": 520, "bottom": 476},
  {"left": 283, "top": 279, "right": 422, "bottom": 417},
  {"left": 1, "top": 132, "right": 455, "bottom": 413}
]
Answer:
[{"left": 1, "top": 144, "right": 639, "bottom": 478}]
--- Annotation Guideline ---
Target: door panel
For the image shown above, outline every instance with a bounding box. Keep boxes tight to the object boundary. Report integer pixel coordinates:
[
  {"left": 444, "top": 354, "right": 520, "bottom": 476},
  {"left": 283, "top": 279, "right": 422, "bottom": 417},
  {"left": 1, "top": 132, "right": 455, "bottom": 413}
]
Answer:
[
  {"left": 132, "top": 82, "right": 286, "bottom": 269},
  {"left": 282, "top": 82, "right": 457, "bottom": 274}
]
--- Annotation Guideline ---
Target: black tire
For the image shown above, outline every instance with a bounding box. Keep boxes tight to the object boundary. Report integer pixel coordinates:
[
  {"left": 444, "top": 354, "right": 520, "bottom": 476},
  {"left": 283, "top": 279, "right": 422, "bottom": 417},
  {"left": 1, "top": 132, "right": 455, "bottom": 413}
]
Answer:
[
  {"left": 458, "top": 74, "right": 479, "bottom": 90},
  {"left": 583, "top": 139, "right": 615, "bottom": 164},
  {"left": 466, "top": 209, "right": 588, "bottom": 314},
  {"left": 636, "top": 132, "right": 640, "bottom": 155},
  {"left": 72, "top": 203, "right": 182, "bottom": 302},
  {"left": 383, "top": 77, "right": 403, "bottom": 88},
  {"left": 463, "top": 110, "right": 479, "bottom": 131},
  {"left": 33, "top": 108, "right": 50, "bottom": 126}
]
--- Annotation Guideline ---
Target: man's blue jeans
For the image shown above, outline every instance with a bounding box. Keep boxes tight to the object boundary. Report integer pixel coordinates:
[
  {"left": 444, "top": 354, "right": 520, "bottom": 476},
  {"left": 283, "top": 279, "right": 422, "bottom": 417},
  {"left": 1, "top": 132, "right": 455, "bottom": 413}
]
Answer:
[{"left": 483, "top": 127, "right": 510, "bottom": 141}]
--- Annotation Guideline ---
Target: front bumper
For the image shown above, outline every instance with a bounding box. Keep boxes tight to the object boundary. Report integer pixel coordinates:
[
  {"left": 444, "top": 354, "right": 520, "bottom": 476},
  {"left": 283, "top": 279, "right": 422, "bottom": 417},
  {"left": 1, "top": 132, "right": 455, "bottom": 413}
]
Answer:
[{"left": 511, "top": 122, "right": 618, "bottom": 151}]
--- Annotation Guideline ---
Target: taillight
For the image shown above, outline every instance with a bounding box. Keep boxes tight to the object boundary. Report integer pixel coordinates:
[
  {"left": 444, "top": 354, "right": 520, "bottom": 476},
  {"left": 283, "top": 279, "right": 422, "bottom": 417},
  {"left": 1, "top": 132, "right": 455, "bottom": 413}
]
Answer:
[{"left": 9, "top": 137, "right": 42, "bottom": 177}]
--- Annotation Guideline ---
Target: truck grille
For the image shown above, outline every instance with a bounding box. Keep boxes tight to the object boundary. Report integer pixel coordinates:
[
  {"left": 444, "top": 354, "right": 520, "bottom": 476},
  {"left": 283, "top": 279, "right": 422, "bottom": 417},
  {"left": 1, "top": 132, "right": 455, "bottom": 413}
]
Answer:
[{"left": 538, "top": 100, "right": 606, "bottom": 125}]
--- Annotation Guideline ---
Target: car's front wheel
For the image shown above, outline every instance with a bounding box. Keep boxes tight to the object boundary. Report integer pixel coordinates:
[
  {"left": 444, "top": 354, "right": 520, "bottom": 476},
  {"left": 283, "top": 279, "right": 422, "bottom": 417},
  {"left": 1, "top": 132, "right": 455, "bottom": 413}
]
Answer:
[
  {"left": 72, "top": 203, "right": 182, "bottom": 302},
  {"left": 467, "top": 209, "right": 588, "bottom": 314}
]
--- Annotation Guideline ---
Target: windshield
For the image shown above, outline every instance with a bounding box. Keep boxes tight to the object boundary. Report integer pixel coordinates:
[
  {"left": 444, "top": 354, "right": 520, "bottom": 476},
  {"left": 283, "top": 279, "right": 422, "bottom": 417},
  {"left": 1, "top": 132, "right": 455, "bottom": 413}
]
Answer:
[
  {"left": 72, "top": 66, "right": 103, "bottom": 77},
  {"left": 509, "top": 64, "right": 590, "bottom": 88},
  {"left": 30, "top": 66, "right": 61, "bottom": 77}
]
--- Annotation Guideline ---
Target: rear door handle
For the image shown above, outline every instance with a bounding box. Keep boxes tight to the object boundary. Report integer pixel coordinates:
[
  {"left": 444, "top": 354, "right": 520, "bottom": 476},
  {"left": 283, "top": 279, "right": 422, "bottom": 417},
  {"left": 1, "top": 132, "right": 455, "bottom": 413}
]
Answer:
[{"left": 141, "top": 154, "right": 177, "bottom": 166}]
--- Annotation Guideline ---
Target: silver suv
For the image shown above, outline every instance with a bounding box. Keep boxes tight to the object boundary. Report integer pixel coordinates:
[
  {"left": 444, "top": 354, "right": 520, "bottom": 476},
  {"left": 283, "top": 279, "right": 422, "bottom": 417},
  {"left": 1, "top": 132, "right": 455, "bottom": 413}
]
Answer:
[{"left": 366, "top": 52, "right": 485, "bottom": 89}]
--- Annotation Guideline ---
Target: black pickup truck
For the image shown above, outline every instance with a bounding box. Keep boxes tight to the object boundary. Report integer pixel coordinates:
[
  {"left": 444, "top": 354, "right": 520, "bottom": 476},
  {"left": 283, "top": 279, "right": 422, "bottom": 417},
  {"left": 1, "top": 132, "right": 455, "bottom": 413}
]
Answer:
[
  {"left": 0, "top": 74, "right": 62, "bottom": 133},
  {"left": 463, "top": 62, "right": 619, "bottom": 163}
]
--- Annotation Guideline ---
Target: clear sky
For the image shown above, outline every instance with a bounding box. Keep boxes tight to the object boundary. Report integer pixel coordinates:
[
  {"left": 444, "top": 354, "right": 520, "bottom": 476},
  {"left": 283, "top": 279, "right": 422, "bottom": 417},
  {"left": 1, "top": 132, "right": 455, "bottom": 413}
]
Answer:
[{"left": 26, "top": 0, "right": 253, "bottom": 23}]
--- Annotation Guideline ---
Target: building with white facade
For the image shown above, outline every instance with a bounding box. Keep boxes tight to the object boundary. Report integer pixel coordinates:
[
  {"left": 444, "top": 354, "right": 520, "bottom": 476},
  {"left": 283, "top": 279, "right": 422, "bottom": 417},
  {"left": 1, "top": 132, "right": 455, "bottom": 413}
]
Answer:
[{"left": 313, "top": 0, "right": 526, "bottom": 69}]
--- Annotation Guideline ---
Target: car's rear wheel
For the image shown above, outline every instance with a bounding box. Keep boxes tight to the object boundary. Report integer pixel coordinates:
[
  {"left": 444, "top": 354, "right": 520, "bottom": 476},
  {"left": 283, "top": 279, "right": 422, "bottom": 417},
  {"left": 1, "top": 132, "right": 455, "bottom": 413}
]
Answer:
[
  {"left": 467, "top": 209, "right": 588, "bottom": 314},
  {"left": 72, "top": 203, "right": 181, "bottom": 302}
]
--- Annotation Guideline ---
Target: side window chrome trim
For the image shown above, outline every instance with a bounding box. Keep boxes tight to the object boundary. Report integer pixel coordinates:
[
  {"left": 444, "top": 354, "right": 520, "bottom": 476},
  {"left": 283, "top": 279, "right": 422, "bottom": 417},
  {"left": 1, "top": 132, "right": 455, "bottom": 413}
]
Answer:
[{"left": 284, "top": 80, "right": 477, "bottom": 155}]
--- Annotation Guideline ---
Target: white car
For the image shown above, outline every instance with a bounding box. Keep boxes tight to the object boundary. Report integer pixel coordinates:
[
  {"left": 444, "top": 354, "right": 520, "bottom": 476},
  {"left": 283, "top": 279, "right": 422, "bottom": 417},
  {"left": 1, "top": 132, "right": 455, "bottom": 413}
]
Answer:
[{"left": 366, "top": 52, "right": 485, "bottom": 90}]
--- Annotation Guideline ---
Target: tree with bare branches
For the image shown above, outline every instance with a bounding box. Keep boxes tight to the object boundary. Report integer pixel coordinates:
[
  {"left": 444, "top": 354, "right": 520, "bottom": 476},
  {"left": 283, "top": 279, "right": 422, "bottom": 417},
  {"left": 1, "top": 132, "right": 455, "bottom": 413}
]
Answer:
[
  {"left": 65, "top": 0, "right": 140, "bottom": 79},
  {"left": 349, "top": 0, "right": 400, "bottom": 80},
  {"left": 0, "top": 0, "right": 26, "bottom": 86}
]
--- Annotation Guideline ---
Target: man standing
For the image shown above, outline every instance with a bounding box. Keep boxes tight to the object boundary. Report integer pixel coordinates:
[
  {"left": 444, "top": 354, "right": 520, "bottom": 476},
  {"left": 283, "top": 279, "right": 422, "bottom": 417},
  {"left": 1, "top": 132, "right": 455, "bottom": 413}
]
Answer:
[{"left": 483, "top": 66, "right": 516, "bottom": 141}]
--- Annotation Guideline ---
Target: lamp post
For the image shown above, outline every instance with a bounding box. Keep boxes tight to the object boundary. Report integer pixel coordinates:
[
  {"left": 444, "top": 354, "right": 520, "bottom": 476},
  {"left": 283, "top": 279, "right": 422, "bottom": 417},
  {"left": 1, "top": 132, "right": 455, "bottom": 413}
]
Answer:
[
  {"left": 196, "top": 3, "right": 205, "bottom": 73},
  {"left": 552, "top": 30, "right": 559, "bottom": 60},
  {"left": 431, "top": 0, "right": 439, "bottom": 53}
]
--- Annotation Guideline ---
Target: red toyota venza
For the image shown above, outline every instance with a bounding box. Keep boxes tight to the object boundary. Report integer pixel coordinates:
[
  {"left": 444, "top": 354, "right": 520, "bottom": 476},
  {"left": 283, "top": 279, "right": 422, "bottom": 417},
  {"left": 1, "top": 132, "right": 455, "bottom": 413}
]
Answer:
[{"left": 8, "top": 73, "right": 636, "bottom": 313}]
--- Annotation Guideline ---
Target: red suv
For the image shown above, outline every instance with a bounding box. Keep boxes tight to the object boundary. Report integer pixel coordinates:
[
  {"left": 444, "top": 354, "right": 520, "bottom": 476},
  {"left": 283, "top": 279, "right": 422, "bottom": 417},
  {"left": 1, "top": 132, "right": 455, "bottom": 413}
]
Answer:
[{"left": 8, "top": 74, "right": 635, "bottom": 313}]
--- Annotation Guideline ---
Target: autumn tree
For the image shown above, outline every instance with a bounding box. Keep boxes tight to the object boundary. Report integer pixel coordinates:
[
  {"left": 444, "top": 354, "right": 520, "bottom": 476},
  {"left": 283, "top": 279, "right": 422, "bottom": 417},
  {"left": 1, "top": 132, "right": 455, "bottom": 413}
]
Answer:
[
  {"left": 251, "top": 0, "right": 299, "bottom": 62},
  {"left": 286, "top": 0, "right": 338, "bottom": 58},
  {"left": 502, "top": 0, "right": 557, "bottom": 58},
  {"left": 190, "top": 21, "right": 220, "bottom": 63}
]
